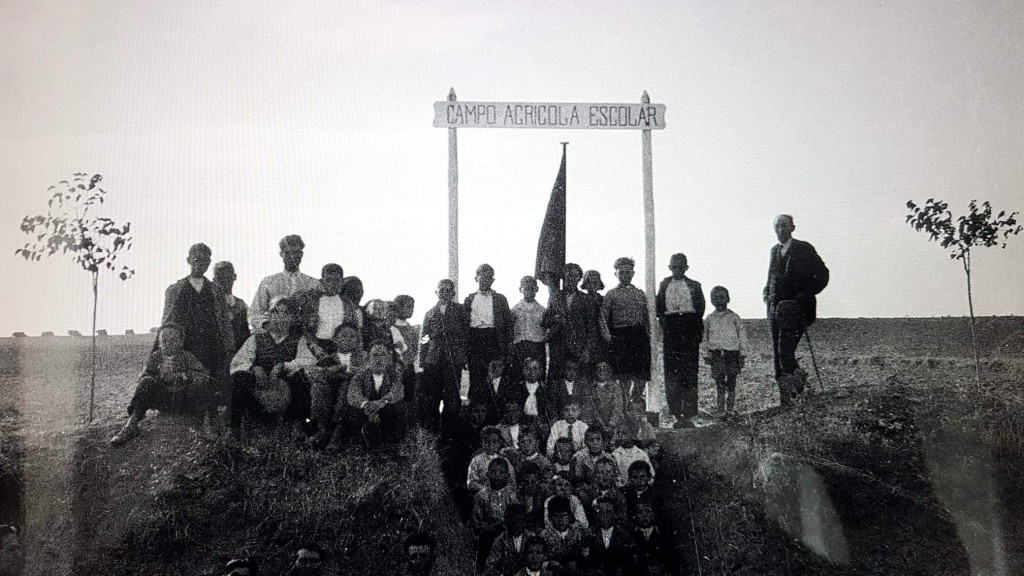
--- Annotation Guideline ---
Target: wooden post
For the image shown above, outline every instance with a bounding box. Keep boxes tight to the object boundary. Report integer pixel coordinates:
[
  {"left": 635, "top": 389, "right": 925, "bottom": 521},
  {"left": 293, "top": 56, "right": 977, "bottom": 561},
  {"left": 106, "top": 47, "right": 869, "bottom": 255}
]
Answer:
[
  {"left": 641, "top": 91, "right": 663, "bottom": 415},
  {"left": 448, "top": 87, "right": 459, "bottom": 295}
]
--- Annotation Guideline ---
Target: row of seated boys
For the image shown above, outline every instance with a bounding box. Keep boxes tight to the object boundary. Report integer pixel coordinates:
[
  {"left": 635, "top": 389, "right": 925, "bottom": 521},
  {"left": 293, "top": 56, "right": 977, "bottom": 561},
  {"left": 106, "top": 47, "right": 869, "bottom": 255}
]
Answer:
[
  {"left": 467, "top": 421, "right": 677, "bottom": 575},
  {"left": 111, "top": 296, "right": 411, "bottom": 448}
]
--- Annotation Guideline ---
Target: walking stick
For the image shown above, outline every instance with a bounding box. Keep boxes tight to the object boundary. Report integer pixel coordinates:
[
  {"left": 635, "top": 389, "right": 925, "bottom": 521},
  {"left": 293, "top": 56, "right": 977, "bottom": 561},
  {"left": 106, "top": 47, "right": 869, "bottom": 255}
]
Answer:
[{"left": 801, "top": 317, "right": 825, "bottom": 393}]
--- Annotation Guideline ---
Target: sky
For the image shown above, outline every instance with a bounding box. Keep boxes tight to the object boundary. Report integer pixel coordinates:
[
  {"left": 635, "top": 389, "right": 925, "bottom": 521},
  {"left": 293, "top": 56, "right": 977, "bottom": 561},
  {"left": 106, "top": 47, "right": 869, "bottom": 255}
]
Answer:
[{"left": 1, "top": 0, "right": 1022, "bottom": 336}]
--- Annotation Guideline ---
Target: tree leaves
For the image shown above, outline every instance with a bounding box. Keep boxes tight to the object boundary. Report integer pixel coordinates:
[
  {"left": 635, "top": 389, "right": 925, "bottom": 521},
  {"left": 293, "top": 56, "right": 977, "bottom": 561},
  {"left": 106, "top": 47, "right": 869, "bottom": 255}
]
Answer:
[
  {"left": 906, "top": 197, "right": 1022, "bottom": 267},
  {"left": 14, "top": 173, "right": 136, "bottom": 282}
]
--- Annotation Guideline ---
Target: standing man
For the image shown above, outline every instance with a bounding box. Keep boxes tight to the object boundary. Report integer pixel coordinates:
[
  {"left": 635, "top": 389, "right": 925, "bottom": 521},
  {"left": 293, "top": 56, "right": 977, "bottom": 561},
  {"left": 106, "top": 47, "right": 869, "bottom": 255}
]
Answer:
[
  {"left": 544, "top": 263, "right": 601, "bottom": 380},
  {"left": 655, "top": 253, "right": 705, "bottom": 428},
  {"left": 160, "top": 243, "right": 235, "bottom": 406},
  {"left": 249, "top": 234, "right": 320, "bottom": 333},
  {"left": 601, "top": 257, "right": 651, "bottom": 383},
  {"left": 213, "top": 261, "right": 251, "bottom": 351},
  {"left": 420, "top": 279, "right": 469, "bottom": 434},
  {"left": 763, "top": 214, "right": 829, "bottom": 405},
  {"left": 464, "top": 264, "right": 514, "bottom": 404}
]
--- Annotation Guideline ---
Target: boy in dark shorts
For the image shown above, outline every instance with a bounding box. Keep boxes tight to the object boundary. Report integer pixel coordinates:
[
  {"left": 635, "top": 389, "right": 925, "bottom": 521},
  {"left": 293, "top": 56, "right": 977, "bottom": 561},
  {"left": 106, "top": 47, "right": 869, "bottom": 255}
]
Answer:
[{"left": 702, "top": 286, "right": 747, "bottom": 415}]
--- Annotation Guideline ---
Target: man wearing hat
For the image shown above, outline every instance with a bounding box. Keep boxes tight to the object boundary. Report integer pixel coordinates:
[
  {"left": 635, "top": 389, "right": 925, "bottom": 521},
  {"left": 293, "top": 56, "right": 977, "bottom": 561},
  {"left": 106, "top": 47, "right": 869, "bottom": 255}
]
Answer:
[{"left": 655, "top": 253, "right": 705, "bottom": 428}]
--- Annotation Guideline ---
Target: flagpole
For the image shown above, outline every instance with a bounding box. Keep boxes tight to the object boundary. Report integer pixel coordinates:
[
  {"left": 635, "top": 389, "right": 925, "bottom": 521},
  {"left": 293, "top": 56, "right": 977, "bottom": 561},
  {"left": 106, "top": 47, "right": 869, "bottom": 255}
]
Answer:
[
  {"left": 447, "top": 87, "right": 459, "bottom": 296},
  {"left": 641, "top": 90, "right": 663, "bottom": 417}
]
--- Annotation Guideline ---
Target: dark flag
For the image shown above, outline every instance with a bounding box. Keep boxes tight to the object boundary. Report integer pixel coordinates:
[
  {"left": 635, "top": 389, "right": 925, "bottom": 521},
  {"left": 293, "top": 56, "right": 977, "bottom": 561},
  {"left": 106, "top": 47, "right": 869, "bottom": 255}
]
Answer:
[{"left": 535, "top": 145, "right": 567, "bottom": 289}]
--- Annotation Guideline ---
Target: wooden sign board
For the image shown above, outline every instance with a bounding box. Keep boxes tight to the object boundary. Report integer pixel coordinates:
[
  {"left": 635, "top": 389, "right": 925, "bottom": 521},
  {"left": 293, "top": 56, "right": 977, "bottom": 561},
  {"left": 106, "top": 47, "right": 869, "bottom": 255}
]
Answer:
[{"left": 433, "top": 101, "right": 666, "bottom": 130}]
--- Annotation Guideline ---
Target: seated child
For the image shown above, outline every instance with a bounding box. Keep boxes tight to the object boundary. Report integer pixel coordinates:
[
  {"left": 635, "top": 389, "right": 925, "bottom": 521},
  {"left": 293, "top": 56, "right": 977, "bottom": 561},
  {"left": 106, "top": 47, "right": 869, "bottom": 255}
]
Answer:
[
  {"left": 343, "top": 341, "right": 409, "bottom": 446},
  {"left": 484, "top": 502, "right": 531, "bottom": 576},
  {"left": 631, "top": 501, "right": 674, "bottom": 575},
  {"left": 586, "top": 495, "right": 637, "bottom": 575},
  {"left": 579, "top": 457, "right": 628, "bottom": 527},
  {"left": 591, "top": 362, "right": 625, "bottom": 430},
  {"left": 622, "top": 460, "right": 661, "bottom": 525},
  {"left": 472, "top": 457, "right": 520, "bottom": 572},
  {"left": 611, "top": 425, "right": 654, "bottom": 488},
  {"left": 498, "top": 402, "right": 524, "bottom": 449},
  {"left": 469, "top": 426, "right": 517, "bottom": 495},
  {"left": 515, "top": 460, "right": 551, "bottom": 534},
  {"left": 110, "top": 322, "right": 213, "bottom": 447},
  {"left": 550, "top": 437, "right": 575, "bottom": 480},
  {"left": 226, "top": 297, "right": 304, "bottom": 435},
  {"left": 547, "top": 359, "right": 595, "bottom": 426},
  {"left": 570, "top": 426, "right": 612, "bottom": 488},
  {"left": 543, "top": 474, "right": 588, "bottom": 531},
  {"left": 503, "top": 425, "right": 553, "bottom": 481},
  {"left": 539, "top": 495, "right": 590, "bottom": 575},
  {"left": 514, "top": 535, "right": 554, "bottom": 576},
  {"left": 547, "top": 403, "right": 589, "bottom": 457},
  {"left": 293, "top": 324, "right": 367, "bottom": 447}
]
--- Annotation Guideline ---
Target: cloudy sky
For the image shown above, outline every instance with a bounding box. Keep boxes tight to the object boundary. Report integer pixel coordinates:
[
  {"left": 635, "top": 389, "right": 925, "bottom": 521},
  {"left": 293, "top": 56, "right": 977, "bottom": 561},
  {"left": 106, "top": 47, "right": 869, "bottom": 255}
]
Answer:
[{"left": 2, "top": 0, "right": 1022, "bottom": 335}]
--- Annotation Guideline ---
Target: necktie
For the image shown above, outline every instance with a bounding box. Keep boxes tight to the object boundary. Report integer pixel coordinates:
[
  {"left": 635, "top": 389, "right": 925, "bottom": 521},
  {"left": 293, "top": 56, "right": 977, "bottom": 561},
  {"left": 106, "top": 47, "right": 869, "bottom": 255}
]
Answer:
[{"left": 567, "top": 423, "right": 574, "bottom": 447}]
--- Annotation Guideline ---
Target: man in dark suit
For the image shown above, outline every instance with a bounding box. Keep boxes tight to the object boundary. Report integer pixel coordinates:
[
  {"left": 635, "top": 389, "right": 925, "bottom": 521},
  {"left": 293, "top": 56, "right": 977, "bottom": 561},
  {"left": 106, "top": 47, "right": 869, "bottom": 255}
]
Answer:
[
  {"left": 544, "top": 263, "right": 602, "bottom": 381},
  {"left": 763, "top": 214, "right": 829, "bottom": 405},
  {"left": 655, "top": 253, "right": 706, "bottom": 428},
  {"left": 160, "top": 243, "right": 236, "bottom": 405},
  {"left": 420, "top": 279, "right": 469, "bottom": 434},
  {"left": 465, "top": 264, "right": 515, "bottom": 404}
]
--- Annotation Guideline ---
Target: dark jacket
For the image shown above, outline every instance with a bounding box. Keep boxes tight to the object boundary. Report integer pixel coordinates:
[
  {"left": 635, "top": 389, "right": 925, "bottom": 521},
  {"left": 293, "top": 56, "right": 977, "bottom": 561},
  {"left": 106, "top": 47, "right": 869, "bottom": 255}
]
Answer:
[
  {"left": 159, "top": 277, "right": 236, "bottom": 377},
  {"left": 654, "top": 276, "right": 706, "bottom": 320},
  {"left": 763, "top": 239, "right": 829, "bottom": 324},
  {"left": 420, "top": 301, "right": 470, "bottom": 367},
  {"left": 543, "top": 290, "right": 601, "bottom": 363}
]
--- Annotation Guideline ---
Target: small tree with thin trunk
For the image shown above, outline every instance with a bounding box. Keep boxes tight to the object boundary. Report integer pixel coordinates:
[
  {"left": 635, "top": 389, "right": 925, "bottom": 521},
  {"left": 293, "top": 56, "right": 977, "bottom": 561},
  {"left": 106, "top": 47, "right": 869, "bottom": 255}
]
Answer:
[
  {"left": 905, "top": 198, "right": 1021, "bottom": 387},
  {"left": 16, "top": 173, "right": 135, "bottom": 422}
]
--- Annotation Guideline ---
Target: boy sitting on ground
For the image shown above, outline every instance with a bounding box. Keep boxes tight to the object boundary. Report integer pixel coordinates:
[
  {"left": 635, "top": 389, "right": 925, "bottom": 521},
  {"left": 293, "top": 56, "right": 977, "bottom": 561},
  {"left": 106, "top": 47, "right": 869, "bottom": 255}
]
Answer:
[
  {"left": 514, "top": 535, "right": 555, "bottom": 576},
  {"left": 547, "top": 402, "right": 589, "bottom": 456},
  {"left": 111, "top": 322, "right": 213, "bottom": 446},
  {"left": 539, "top": 495, "right": 590, "bottom": 575},
  {"left": 293, "top": 324, "right": 367, "bottom": 447},
  {"left": 571, "top": 426, "right": 611, "bottom": 488},
  {"left": 473, "top": 457, "right": 521, "bottom": 572},
  {"left": 579, "top": 457, "right": 628, "bottom": 526},
  {"left": 469, "top": 426, "right": 517, "bottom": 495},
  {"left": 484, "top": 502, "right": 531, "bottom": 576},
  {"left": 226, "top": 297, "right": 305, "bottom": 437},
  {"left": 342, "top": 341, "right": 408, "bottom": 446},
  {"left": 503, "top": 425, "right": 553, "bottom": 481},
  {"left": 544, "top": 475, "right": 589, "bottom": 530},
  {"left": 591, "top": 362, "right": 625, "bottom": 430},
  {"left": 550, "top": 437, "right": 575, "bottom": 479},
  {"left": 611, "top": 425, "right": 653, "bottom": 488}
]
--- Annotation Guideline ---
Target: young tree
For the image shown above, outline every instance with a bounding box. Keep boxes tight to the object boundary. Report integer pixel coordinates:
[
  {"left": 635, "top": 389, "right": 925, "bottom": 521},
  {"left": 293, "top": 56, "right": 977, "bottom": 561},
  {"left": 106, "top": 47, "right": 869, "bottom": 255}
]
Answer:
[
  {"left": 16, "top": 173, "right": 135, "bottom": 422},
  {"left": 905, "top": 198, "right": 1021, "bottom": 387}
]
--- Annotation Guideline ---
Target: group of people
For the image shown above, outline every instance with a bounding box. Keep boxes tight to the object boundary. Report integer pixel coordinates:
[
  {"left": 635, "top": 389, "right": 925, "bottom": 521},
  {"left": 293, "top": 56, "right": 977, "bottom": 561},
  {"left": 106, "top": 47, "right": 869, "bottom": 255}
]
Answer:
[{"left": 105, "top": 214, "right": 827, "bottom": 575}]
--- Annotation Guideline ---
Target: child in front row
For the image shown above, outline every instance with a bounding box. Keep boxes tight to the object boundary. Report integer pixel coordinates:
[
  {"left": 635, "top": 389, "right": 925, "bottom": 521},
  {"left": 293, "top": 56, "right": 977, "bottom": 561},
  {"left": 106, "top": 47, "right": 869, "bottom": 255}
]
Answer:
[
  {"left": 702, "top": 286, "right": 747, "bottom": 415},
  {"left": 469, "top": 426, "right": 517, "bottom": 495},
  {"left": 547, "top": 402, "right": 589, "bottom": 457},
  {"left": 472, "top": 457, "right": 520, "bottom": 572},
  {"left": 111, "top": 322, "right": 213, "bottom": 446}
]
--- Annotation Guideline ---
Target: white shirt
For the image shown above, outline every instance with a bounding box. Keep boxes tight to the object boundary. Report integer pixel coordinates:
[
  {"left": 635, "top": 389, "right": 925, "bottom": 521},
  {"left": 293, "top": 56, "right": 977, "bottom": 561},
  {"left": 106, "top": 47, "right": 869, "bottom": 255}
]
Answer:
[
  {"left": 703, "top": 309, "right": 747, "bottom": 353},
  {"left": 470, "top": 291, "right": 495, "bottom": 328},
  {"left": 547, "top": 419, "right": 588, "bottom": 454},
  {"left": 188, "top": 277, "right": 205, "bottom": 292},
  {"left": 372, "top": 372, "right": 384, "bottom": 392},
  {"left": 564, "top": 380, "right": 574, "bottom": 396},
  {"left": 315, "top": 294, "right": 346, "bottom": 340},
  {"left": 512, "top": 534, "right": 523, "bottom": 552},
  {"left": 780, "top": 238, "right": 793, "bottom": 257},
  {"left": 638, "top": 526, "right": 654, "bottom": 540},
  {"left": 601, "top": 527, "right": 614, "bottom": 548},
  {"left": 665, "top": 278, "right": 695, "bottom": 313},
  {"left": 491, "top": 377, "right": 502, "bottom": 394},
  {"left": 524, "top": 382, "right": 540, "bottom": 416}
]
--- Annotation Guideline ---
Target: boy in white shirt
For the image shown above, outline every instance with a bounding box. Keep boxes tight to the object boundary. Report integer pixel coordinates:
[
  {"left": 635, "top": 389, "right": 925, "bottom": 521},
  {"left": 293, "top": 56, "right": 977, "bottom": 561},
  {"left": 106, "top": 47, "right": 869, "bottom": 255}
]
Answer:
[
  {"left": 702, "top": 286, "right": 747, "bottom": 415},
  {"left": 512, "top": 276, "right": 548, "bottom": 383}
]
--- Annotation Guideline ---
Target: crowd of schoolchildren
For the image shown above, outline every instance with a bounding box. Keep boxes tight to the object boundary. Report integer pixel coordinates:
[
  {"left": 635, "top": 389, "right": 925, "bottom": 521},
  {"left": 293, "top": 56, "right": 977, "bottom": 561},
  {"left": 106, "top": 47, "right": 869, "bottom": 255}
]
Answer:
[{"left": 103, "top": 233, "right": 754, "bottom": 575}]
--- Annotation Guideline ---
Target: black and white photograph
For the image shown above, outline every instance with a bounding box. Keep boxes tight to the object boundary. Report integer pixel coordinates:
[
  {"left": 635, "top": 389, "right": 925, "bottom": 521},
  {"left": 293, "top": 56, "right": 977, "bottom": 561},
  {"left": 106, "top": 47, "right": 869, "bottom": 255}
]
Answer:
[{"left": 1, "top": 2, "right": 1023, "bottom": 574}]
